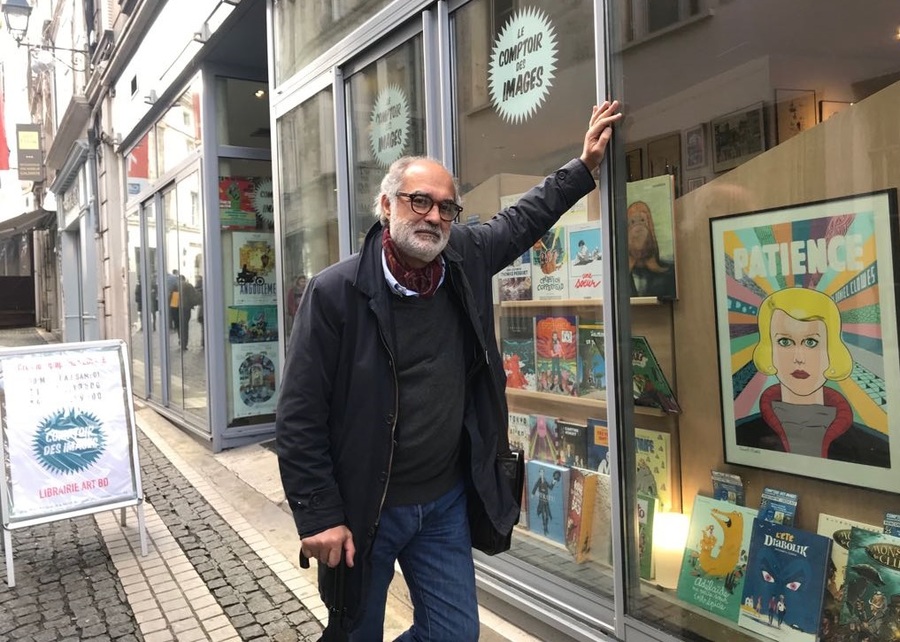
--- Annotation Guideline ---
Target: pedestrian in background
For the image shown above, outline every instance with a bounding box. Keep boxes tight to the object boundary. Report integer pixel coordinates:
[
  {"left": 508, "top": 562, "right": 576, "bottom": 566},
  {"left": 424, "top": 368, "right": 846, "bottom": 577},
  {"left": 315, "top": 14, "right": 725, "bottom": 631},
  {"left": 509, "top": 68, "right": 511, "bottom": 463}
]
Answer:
[{"left": 276, "top": 100, "right": 621, "bottom": 640}]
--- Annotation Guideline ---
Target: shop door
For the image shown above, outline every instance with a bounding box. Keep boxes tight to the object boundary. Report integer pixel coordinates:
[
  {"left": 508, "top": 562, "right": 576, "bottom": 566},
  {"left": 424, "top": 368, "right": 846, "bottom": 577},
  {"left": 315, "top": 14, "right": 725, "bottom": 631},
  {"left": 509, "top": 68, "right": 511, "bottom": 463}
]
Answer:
[{"left": 129, "top": 197, "right": 161, "bottom": 399}]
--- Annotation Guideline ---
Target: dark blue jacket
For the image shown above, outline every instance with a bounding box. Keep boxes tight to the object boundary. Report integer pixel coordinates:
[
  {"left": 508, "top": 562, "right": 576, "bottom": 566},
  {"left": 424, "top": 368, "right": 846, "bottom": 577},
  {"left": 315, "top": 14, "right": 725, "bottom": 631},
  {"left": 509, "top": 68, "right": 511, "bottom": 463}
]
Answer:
[{"left": 275, "top": 158, "right": 597, "bottom": 627}]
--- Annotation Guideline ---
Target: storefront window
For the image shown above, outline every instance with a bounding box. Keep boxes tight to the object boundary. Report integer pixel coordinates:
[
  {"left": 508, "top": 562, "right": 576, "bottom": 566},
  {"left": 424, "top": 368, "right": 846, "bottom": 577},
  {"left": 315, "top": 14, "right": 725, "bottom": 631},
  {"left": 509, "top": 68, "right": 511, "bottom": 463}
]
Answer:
[
  {"left": 219, "top": 158, "right": 278, "bottom": 426},
  {"left": 215, "top": 78, "right": 270, "bottom": 149},
  {"left": 277, "top": 89, "right": 339, "bottom": 337},
  {"left": 452, "top": 0, "right": 611, "bottom": 619},
  {"left": 125, "top": 131, "right": 157, "bottom": 203},
  {"left": 272, "top": 0, "right": 391, "bottom": 85},
  {"left": 610, "top": 2, "right": 900, "bottom": 640},
  {"left": 156, "top": 77, "right": 202, "bottom": 176},
  {"left": 346, "top": 34, "right": 426, "bottom": 252}
]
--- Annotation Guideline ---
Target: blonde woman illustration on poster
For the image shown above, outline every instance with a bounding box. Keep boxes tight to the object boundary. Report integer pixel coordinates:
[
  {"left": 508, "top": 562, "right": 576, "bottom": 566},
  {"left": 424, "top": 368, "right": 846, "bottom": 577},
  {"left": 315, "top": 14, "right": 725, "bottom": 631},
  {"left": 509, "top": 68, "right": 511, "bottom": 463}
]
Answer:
[{"left": 736, "top": 287, "right": 889, "bottom": 467}]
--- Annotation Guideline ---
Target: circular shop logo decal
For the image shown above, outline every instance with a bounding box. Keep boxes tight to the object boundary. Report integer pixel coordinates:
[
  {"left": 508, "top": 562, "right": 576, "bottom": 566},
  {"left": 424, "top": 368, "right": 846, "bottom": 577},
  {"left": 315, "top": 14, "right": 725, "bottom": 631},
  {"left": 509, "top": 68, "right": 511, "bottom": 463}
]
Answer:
[
  {"left": 488, "top": 7, "right": 558, "bottom": 124},
  {"left": 33, "top": 409, "right": 106, "bottom": 475},
  {"left": 251, "top": 178, "right": 274, "bottom": 224},
  {"left": 369, "top": 85, "right": 410, "bottom": 167}
]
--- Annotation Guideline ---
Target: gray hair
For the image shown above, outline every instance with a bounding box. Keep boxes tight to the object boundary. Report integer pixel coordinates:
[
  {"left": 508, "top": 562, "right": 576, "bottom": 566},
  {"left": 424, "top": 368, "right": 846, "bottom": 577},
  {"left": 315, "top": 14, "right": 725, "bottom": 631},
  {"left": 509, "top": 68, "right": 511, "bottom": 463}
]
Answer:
[{"left": 372, "top": 156, "right": 463, "bottom": 226}]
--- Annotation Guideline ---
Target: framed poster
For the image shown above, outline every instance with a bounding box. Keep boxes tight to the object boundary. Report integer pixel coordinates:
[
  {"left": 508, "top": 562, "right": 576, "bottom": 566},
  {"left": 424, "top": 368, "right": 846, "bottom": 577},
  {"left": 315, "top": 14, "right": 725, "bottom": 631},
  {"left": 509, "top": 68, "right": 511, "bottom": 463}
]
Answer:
[
  {"left": 819, "top": 100, "right": 852, "bottom": 122},
  {"left": 231, "top": 231, "right": 277, "bottom": 306},
  {"left": 711, "top": 103, "right": 766, "bottom": 173},
  {"left": 775, "top": 89, "right": 817, "bottom": 144},
  {"left": 684, "top": 124, "right": 706, "bottom": 170},
  {"left": 710, "top": 190, "right": 900, "bottom": 493},
  {"left": 625, "top": 147, "right": 643, "bottom": 182}
]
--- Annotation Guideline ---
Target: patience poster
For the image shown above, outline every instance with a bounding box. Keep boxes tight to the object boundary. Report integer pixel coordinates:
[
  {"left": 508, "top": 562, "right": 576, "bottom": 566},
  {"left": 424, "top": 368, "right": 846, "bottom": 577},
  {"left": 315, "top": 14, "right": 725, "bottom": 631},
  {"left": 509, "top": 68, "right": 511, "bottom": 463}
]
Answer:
[{"left": 710, "top": 190, "right": 900, "bottom": 493}]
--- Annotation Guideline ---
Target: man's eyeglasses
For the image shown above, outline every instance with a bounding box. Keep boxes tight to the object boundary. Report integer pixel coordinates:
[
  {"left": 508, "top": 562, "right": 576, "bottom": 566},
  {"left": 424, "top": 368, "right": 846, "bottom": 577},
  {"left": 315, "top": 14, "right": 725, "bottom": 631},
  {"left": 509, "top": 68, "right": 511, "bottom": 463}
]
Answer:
[{"left": 396, "top": 192, "right": 463, "bottom": 222}]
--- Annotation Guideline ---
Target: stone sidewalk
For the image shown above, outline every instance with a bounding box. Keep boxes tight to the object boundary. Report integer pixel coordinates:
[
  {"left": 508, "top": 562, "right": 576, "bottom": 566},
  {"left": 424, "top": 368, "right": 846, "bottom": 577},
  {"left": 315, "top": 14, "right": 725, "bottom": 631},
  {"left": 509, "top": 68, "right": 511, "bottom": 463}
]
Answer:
[{"left": 0, "top": 328, "right": 540, "bottom": 642}]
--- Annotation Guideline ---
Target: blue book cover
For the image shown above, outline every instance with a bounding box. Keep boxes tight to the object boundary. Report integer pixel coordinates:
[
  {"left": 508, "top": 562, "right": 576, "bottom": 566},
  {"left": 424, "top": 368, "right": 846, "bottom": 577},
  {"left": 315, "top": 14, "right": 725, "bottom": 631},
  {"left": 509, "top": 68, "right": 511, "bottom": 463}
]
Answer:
[
  {"left": 526, "top": 460, "right": 570, "bottom": 546},
  {"left": 738, "top": 518, "right": 831, "bottom": 641},
  {"left": 758, "top": 487, "right": 798, "bottom": 526}
]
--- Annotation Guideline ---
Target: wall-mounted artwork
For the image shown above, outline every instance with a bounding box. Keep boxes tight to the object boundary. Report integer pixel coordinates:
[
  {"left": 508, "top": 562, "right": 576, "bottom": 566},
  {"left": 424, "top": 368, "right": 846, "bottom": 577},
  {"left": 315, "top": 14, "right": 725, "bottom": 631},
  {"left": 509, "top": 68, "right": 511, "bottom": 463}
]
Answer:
[
  {"left": 710, "top": 103, "right": 766, "bottom": 173},
  {"left": 775, "top": 89, "right": 817, "bottom": 144},
  {"left": 684, "top": 124, "right": 707, "bottom": 170}
]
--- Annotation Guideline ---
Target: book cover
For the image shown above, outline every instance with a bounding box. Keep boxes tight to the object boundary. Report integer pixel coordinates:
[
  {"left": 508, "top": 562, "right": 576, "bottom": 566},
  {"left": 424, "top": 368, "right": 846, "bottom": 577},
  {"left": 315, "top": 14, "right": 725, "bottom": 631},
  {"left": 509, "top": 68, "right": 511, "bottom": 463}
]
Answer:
[
  {"left": 758, "top": 487, "right": 798, "bottom": 526},
  {"left": 526, "top": 460, "right": 570, "bottom": 546},
  {"left": 497, "top": 249, "right": 533, "bottom": 302},
  {"left": 631, "top": 336, "right": 681, "bottom": 413},
  {"left": 711, "top": 470, "right": 746, "bottom": 506},
  {"left": 738, "top": 519, "right": 831, "bottom": 642},
  {"left": 534, "top": 315, "right": 578, "bottom": 396},
  {"left": 528, "top": 414, "right": 559, "bottom": 463},
  {"left": 838, "top": 528, "right": 900, "bottom": 631},
  {"left": 531, "top": 225, "right": 569, "bottom": 300},
  {"left": 557, "top": 420, "right": 588, "bottom": 468},
  {"left": 817, "top": 515, "right": 881, "bottom": 642},
  {"left": 567, "top": 221, "right": 602, "bottom": 299},
  {"left": 635, "top": 428, "right": 672, "bottom": 513},
  {"left": 500, "top": 315, "right": 536, "bottom": 391},
  {"left": 676, "top": 496, "right": 758, "bottom": 622},
  {"left": 588, "top": 472, "right": 613, "bottom": 566},
  {"left": 625, "top": 174, "right": 677, "bottom": 300},
  {"left": 565, "top": 467, "right": 598, "bottom": 563},
  {"left": 577, "top": 319, "right": 607, "bottom": 399},
  {"left": 586, "top": 419, "right": 610, "bottom": 474},
  {"left": 638, "top": 492, "right": 657, "bottom": 580},
  {"left": 507, "top": 412, "right": 531, "bottom": 454}
]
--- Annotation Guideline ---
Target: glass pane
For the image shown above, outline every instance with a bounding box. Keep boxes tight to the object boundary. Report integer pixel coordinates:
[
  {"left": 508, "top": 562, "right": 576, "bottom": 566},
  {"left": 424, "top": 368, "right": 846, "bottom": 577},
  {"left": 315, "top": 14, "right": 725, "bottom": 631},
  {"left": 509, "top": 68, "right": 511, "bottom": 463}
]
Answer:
[
  {"left": 126, "top": 131, "right": 157, "bottom": 204},
  {"left": 278, "top": 88, "right": 339, "bottom": 338},
  {"left": 156, "top": 77, "right": 202, "bottom": 176},
  {"left": 127, "top": 206, "right": 148, "bottom": 397},
  {"left": 609, "top": 2, "right": 900, "bottom": 640},
  {"left": 453, "top": 0, "right": 609, "bottom": 614},
  {"left": 273, "top": 0, "right": 391, "bottom": 85},
  {"left": 218, "top": 159, "right": 278, "bottom": 427},
  {"left": 347, "top": 34, "right": 426, "bottom": 252},
  {"left": 215, "top": 78, "right": 270, "bottom": 148},
  {"left": 145, "top": 200, "right": 163, "bottom": 401}
]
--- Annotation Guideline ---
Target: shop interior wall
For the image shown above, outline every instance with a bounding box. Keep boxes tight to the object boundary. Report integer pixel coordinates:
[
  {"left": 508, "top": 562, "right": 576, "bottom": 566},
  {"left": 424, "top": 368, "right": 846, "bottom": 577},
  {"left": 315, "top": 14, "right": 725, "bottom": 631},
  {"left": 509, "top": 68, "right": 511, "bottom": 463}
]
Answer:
[{"left": 672, "top": 81, "right": 900, "bottom": 529}]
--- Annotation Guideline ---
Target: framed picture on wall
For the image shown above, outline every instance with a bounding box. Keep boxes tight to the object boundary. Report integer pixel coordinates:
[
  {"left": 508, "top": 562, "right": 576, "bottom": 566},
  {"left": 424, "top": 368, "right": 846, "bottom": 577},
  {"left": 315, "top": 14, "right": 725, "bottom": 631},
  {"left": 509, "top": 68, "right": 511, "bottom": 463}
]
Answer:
[
  {"left": 684, "top": 124, "right": 706, "bottom": 170},
  {"left": 709, "top": 189, "right": 900, "bottom": 493},
  {"left": 625, "top": 147, "right": 643, "bottom": 182},
  {"left": 819, "top": 100, "right": 853, "bottom": 121},
  {"left": 710, "top": 103, "right": 766, "bottom": 173},
  {"left": 775, "top": 88, "right": 817, "bottom": 144},
  {"left": 686, "top": 177, "right": 705, "bottom": 192}
]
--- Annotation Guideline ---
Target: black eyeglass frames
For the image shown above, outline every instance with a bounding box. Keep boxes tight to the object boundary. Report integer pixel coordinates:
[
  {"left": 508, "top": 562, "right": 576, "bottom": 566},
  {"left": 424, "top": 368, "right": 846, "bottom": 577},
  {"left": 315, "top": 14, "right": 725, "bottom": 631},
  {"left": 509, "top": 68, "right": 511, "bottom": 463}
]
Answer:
[{"left": 396, "top": 192, "right": 463, "bottom": 222}]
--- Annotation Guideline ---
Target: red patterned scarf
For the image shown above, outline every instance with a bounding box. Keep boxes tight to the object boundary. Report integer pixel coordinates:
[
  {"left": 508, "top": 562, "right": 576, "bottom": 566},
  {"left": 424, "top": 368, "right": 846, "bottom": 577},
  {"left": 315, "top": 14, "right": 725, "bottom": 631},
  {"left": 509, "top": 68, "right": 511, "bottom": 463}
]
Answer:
[{"left": 381, "top": 227, "right": 443, "bottom": 297}]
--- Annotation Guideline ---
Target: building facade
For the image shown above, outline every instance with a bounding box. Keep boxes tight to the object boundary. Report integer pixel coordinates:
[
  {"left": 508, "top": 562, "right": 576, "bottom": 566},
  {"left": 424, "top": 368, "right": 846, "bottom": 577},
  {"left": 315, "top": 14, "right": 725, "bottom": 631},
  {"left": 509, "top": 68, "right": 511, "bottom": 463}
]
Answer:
[{"left": 25, "top": 0, "right": 900, "bottom": 640}]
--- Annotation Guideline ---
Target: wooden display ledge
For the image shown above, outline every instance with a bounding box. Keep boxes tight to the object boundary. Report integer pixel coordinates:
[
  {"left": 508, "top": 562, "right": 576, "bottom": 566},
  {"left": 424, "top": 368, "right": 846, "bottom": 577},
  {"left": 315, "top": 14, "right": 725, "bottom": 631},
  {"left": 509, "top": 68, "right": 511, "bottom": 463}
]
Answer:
[
  {"left": 506, "top": 388, "right": 668, "bottom": 417},
  {"left": 499, "top": 296, "right": 663, "bottom": 309}
]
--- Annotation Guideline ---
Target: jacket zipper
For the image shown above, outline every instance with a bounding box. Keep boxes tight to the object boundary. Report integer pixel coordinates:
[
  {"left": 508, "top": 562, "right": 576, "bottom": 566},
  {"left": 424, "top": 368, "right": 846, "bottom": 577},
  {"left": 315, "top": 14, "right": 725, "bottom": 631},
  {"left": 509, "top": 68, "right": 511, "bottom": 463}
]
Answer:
[{"left": 374, "top": 324, "right": 399, "bottom": 528}]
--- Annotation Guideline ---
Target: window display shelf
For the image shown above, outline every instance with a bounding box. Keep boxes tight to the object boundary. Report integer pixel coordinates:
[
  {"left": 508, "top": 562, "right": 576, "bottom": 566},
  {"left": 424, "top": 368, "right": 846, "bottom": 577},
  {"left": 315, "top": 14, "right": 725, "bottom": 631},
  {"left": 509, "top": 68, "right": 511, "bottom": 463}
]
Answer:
[
  {"left": 506, "top": 388, "right": 667, "bottom": 417},
  {"left": 499, "top": 296, "right": 663, "bottom": 309}
]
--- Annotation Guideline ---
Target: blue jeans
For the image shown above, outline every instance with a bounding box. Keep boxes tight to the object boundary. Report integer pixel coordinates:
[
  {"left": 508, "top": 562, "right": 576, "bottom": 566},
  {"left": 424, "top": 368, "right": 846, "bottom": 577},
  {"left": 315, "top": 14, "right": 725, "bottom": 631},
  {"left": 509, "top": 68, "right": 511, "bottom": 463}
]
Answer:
[{"left": 350, "top": 482, "right": 479, "bottom": 642}]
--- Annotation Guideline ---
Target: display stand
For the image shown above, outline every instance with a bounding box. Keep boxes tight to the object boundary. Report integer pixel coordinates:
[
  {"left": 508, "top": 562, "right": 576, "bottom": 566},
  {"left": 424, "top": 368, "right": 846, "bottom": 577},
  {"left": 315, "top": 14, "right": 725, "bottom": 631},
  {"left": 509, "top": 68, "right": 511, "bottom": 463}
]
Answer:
[{"left": 0, "top": 340, "right": 147, "bottom": 587}]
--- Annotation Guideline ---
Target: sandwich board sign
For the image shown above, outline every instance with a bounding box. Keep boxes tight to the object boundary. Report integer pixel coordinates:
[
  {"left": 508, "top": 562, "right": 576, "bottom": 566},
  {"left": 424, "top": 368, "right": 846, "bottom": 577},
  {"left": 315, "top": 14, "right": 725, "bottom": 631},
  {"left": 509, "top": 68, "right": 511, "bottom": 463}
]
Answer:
[{"left": 0, "top": 340, "right": 146, "bottom": 586}]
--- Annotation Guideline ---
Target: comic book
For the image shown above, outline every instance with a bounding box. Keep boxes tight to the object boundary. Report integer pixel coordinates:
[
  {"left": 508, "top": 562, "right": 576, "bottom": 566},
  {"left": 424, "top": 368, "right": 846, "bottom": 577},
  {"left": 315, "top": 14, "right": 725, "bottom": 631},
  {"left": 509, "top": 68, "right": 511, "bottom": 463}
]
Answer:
[
  {"left": 676, "top": 496, "right": 758, "bottom": 622},
  {"left": 634, "top": 428, "right": 672, "bottom": 513},
  {"left": 534, "top": 315, "right": 578, "bottom": 396},
  {"left": 500, "top": 315, "right": 536, "bottom": 391},
  {"left": 531, "top": 224, "right": 569, "bottom": 300},
  {"left": 589, "top": 471, "right": 613, "bottom": 566},
  {"left": 565, "top": 467, "right": 598, "bottom": 563},
  {"left": 586, "top": 418, "right": 610, "bottom": 473},
  {"left": 738, "top": 518, "right": 831, "bottom": 642},
  {"left": 815, "top": 514, "right": 882, "bottom": 641},
  {"left": 507, "top": 412, "right": 532, "bottom": 454},
  {"left": 838, "top": 528, "right": 900, "bottom": 637},
  {"left": 497, "top": 249, "right": 533, "bottom": 302},
  {"left": 527, "top": 414, "right": 559, "bottom": 463},
  {"left": 567, "top": 221, "right": 602, "bottom": 299},
  {"left": 885, "top": 512, "right": 900, "bottom": 537},
  {"left": 631, "top": 336, "right": 681, "bottom": 413},
  {"left": 557, "top": 420, "right": 588, "bottom": 468},
  {"left": 638, "top": 492, "right": 657, "bottom": 580},
  {"left": 625, "top": 174, "right": 677, "bottom": 300},
  {"left": 526, "top": 460, "right": 570, "bottom": 546},
  {"left": 577, "top": 319, "right": 606, "bottom": 399},
  {"left": 711, "top": 470, "right": 746, "bottom": 506}
]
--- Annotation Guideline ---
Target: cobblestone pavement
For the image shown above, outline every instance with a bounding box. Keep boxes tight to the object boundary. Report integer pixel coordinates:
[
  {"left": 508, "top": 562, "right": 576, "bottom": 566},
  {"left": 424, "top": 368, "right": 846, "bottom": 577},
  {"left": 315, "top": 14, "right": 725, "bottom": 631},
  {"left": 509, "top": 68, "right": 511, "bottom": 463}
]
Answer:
[{"left": 0, "top": 328, "right": 324, "bottom": 642}]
